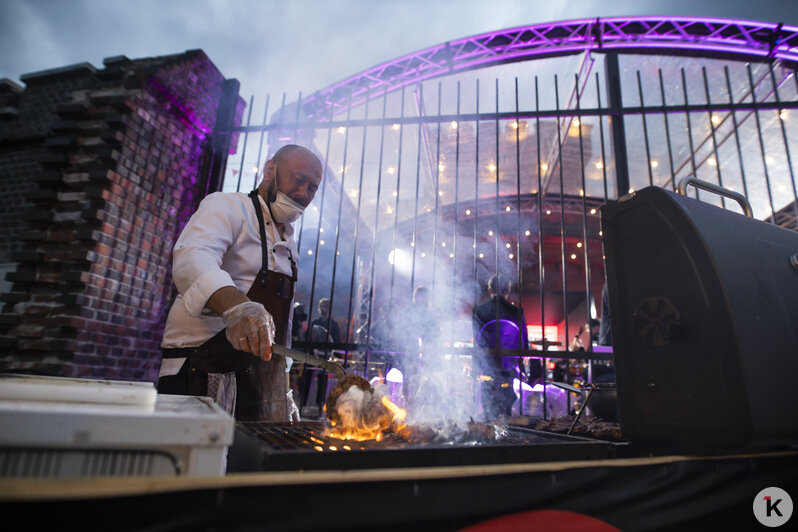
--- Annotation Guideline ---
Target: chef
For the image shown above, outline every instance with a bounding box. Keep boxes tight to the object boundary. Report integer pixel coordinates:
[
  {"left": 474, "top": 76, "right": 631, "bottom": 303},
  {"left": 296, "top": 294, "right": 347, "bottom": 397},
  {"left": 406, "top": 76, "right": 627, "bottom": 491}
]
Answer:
[{"left": 157, "top": 144, "right": 323, "bottom": 421}]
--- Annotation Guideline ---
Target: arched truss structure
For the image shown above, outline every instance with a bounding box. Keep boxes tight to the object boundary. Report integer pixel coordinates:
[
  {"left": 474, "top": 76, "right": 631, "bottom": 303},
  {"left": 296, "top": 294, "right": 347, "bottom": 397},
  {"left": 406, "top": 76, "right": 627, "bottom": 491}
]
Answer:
[{"left": 302, "top": 16, "right": 798, "bottom": 116}]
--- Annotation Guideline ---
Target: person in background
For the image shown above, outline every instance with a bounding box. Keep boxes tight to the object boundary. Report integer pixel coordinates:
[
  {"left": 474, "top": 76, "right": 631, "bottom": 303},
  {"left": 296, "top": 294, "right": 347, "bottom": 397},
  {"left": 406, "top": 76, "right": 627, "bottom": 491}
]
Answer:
[
  {"left": 301, "top": 297, "right": 340, "bottom": 414},
  {"left": 569, "top": 319, "right": 600, "bottom": 352},
  {"left": 472, "top": 274, "right": 532, "bottom": 418},
  {"left": 594, "top": 282, "right": 615, "bottom": 384},
  {"left": 308, "top": 297, "right": 341, "bottom": 345},
  {"left": 157, "top": 144, "right": 322, "bottom": 422},
  {"left": 291, "top": 302, "right": 308, "bottom": 344}
]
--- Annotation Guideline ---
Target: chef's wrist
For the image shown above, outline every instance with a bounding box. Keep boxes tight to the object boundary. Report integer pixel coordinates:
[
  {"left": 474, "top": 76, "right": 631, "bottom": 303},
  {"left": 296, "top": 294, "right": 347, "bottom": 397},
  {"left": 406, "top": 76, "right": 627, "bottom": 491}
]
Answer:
[{"left": 207, "top": 286, "right": 250, "bottom": 316}]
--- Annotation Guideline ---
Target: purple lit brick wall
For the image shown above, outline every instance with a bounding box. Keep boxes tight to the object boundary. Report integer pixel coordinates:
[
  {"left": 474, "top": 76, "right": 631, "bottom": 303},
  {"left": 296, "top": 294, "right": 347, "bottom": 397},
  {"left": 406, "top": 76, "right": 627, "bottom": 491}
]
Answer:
[{"left": 0, "top": 51, "right": 244, "bottom": 382}]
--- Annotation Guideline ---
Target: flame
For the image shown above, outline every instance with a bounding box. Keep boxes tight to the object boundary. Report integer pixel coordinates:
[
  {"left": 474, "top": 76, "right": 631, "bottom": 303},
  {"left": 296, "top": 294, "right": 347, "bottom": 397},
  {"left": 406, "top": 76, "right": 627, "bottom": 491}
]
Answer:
[
  {"left": 381, "top": 395, "right": 407, "bottom": 429},
  {"left": 324, "top": 387, "right": 408, "bottom": 441}
]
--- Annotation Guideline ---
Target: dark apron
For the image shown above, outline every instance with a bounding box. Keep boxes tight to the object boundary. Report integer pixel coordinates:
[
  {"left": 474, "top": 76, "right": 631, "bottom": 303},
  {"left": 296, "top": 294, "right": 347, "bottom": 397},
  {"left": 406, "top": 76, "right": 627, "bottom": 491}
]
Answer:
[{"left": 163, "top": 190, "right": 296, "bottom": 421}]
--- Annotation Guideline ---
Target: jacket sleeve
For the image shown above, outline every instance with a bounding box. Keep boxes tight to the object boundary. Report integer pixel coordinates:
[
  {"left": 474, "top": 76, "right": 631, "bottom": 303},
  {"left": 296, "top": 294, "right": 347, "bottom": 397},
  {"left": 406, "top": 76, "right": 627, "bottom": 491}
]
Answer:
[{"left": 171, "top": 193, "right": 242, "bottom": 317}]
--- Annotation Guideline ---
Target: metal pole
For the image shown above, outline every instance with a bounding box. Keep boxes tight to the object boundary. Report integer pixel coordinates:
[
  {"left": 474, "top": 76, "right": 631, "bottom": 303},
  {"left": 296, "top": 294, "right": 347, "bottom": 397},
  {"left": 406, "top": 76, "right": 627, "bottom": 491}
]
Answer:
[{"left": 604, "top": 53, "right": 630, "bottom": 197}]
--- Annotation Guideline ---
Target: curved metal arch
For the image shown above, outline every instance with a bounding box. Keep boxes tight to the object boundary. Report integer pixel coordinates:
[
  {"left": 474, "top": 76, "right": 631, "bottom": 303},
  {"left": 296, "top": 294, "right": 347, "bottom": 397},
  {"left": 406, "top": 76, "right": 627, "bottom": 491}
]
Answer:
[{"left": 301, "top": 16, "right": 798, "bottom": 118}]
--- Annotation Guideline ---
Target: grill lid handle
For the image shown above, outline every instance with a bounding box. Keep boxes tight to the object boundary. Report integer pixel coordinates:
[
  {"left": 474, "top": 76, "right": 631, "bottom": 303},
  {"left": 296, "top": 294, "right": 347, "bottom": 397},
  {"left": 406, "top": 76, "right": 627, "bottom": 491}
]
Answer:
[{"left": 677, "top": 176, "right": 753, "bottom": 217}]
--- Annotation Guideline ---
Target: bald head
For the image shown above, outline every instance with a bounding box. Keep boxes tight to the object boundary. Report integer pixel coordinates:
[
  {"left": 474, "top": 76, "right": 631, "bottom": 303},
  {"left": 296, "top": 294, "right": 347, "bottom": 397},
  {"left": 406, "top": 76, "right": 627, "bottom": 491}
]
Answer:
[{"left": 259, "top": 145, "right": 323, "bottom": 207}]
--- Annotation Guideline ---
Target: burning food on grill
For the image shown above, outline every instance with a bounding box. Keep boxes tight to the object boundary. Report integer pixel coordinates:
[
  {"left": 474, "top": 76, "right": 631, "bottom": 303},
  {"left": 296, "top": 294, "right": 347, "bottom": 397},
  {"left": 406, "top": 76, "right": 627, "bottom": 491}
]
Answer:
[
  {"left": 324, "top": 374, "right": 407, "bottom": 441},
  {"left": 324, "top": 373, "right": 509, "bottom": 444}
]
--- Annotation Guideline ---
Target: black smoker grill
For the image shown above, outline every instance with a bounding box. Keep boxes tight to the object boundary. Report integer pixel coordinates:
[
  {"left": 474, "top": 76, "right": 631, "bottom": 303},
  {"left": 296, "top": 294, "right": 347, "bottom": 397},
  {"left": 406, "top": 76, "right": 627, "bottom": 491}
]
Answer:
[{"left": 602, "top": 178, "right": 798, "bottom": 448}]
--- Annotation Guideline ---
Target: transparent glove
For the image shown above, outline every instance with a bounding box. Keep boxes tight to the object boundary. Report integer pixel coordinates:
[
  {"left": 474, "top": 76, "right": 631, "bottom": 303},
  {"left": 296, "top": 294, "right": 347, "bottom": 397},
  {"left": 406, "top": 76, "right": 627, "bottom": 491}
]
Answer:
[
  {"left": 222, "top": 301, "right": 275, "bottom": 361},
  {"left": 286, "top": 388, "right": 300, "bottom": 422}
]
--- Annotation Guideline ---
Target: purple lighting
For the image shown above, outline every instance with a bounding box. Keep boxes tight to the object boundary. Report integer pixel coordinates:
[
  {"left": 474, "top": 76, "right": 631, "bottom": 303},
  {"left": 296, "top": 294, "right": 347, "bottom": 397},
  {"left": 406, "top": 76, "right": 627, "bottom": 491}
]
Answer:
[{"left": 302, "top": 16, "right": 798, "bottom": 118}]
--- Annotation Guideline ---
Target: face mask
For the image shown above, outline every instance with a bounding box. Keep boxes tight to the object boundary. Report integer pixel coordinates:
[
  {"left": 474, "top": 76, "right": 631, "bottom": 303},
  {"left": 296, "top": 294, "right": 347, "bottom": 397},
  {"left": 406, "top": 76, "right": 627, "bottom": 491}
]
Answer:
[
  {"left": 268, "top": 170, "right": 306, "bottom": 224},
  {"left": 270, "top": 191, "right": 305, "bottom": 224}
]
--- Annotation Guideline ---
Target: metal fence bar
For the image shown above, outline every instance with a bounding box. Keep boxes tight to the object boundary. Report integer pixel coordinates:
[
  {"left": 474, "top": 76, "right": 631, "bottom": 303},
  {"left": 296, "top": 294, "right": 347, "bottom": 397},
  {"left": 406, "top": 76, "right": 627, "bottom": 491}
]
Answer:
[
  {"left": 724, "top": 66, "right": 750, "bottom": 200},
  {"left": 554, "top": 74, "right": 572, "bottom": 414},
  {"left": 513, "top": 77, "right": 525, "bottom": 414},
  {"left": 534, "top": 76, "right": 548, "bottom": 418},
  {"left": 493, "top": 78, "right": 501, "bottom": 338},
  {"left": 657, "top": 70, "right": 677, "bottom": 192},
  {"left": 431, "top": 82, "right": 443, "bottom": 299},
  {"left": 595, "top": 73, "right": 609, "bottom": 202},
  {"left": 746, "top": 64, "right": 777, "bottom": 222},
  {"left": 702, "top": 67, "right": 726, "bottom": 209},
  {"left": 345, "top": 88, "right": 384, "bottom": 348},
  {"left": 333, "top": 88, "right": 368, "bottom": 370},
  {"left": 769, "top": 64, "right": 798, "bottom": 223},
  {"left": 304, "top": 104, "right": 336, "bottom": 347},
  {"left": 235, "top": 95, "right": 254, "bottom": 192},
  {"left": 576, "top": 73, "right": 593, "bottom": 355},
  {"left": 364, "top": 84, "right": 386, "bottom": 370},
  {"left": 680, "top": 68, "right": 699, "bottom": 198},
  {"left": 473, "top": 79, "right": 480, "bottom": 310},
  {"left": 388, "top": 86, "right": 406, "bottom": 319},
  {"left": 636, "top": 72, "right": 655, "bottom": 188},
  {"left": 452, "top": 81, "right": 462, "bottom": 333},
  {"left": 410, "top": 83, "right": 424, "bottom": 299},
  {"left": 252, "top": 95, "right": 270, "bottom": 190},
  {"left": 605, "top": 53, "right": 630, "bottom": 196}
]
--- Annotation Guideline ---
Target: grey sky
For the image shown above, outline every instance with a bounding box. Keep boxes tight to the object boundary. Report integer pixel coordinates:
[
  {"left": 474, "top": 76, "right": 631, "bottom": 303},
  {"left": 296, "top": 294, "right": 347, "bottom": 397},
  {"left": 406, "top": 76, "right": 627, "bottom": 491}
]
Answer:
[{"left": 2, "top": 0, "right": 798, "bottom": 100}]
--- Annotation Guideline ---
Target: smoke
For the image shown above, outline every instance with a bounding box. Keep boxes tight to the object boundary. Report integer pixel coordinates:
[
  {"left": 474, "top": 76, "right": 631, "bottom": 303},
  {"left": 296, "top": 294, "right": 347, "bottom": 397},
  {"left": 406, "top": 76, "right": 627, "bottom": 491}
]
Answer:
[{"left": 382, "top": 237, "right": 510, "bottom": 434}]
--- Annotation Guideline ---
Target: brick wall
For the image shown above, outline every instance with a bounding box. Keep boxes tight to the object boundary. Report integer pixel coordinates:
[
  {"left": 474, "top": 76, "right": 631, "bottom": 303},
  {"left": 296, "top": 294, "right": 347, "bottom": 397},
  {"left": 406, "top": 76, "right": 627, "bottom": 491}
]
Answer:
[{"left": 0, "top": 51, "right": 244, "bottom": 382}]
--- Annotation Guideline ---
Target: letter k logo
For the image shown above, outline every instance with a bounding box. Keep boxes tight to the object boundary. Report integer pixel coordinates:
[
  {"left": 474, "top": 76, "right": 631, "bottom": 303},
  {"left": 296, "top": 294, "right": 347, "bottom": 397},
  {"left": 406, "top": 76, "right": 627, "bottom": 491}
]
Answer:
[{"left": 765, "top": 496, "right": 784, "bottom": 518}]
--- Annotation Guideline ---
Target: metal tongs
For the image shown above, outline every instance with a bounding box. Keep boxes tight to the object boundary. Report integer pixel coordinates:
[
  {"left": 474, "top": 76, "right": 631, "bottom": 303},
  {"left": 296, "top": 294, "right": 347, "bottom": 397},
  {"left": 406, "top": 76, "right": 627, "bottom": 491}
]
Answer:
[
  {"left": 271, "top": 344, "right": 347, "bottom": 380},
  {"left": 548, "top": 381, "right": 617, "bottom": 436}
]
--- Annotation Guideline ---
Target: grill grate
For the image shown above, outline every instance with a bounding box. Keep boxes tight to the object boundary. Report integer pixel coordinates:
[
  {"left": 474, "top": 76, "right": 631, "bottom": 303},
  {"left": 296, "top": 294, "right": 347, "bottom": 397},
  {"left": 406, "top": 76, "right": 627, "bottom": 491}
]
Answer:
[
  {"left": 228, "top": 421, "right": 627, "bottom": 472},
  {"left": 239, "top": 421, "right": 601, "bottom": 450}
]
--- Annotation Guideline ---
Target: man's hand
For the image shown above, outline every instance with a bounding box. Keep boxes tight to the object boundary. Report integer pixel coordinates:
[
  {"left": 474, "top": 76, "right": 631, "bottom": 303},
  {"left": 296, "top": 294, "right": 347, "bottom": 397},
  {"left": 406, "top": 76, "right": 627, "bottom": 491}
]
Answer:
[{"left": 222, "top": 301, "right": 275, "bottom": 361}]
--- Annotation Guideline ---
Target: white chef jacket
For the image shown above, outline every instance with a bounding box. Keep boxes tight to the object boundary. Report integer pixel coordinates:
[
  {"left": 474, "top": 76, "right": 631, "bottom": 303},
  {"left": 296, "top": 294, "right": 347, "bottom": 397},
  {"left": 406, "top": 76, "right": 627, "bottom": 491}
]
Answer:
[{"left": 159, "top": 191, "right": 295, "bottom": 377}]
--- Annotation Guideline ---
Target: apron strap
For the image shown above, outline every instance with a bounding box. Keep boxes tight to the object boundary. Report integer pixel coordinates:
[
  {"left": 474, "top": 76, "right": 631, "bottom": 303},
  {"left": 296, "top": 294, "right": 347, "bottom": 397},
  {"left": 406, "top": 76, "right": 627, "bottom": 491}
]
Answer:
[{"left": 248, "top": 190, "right": 270, "bottom": 273}]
